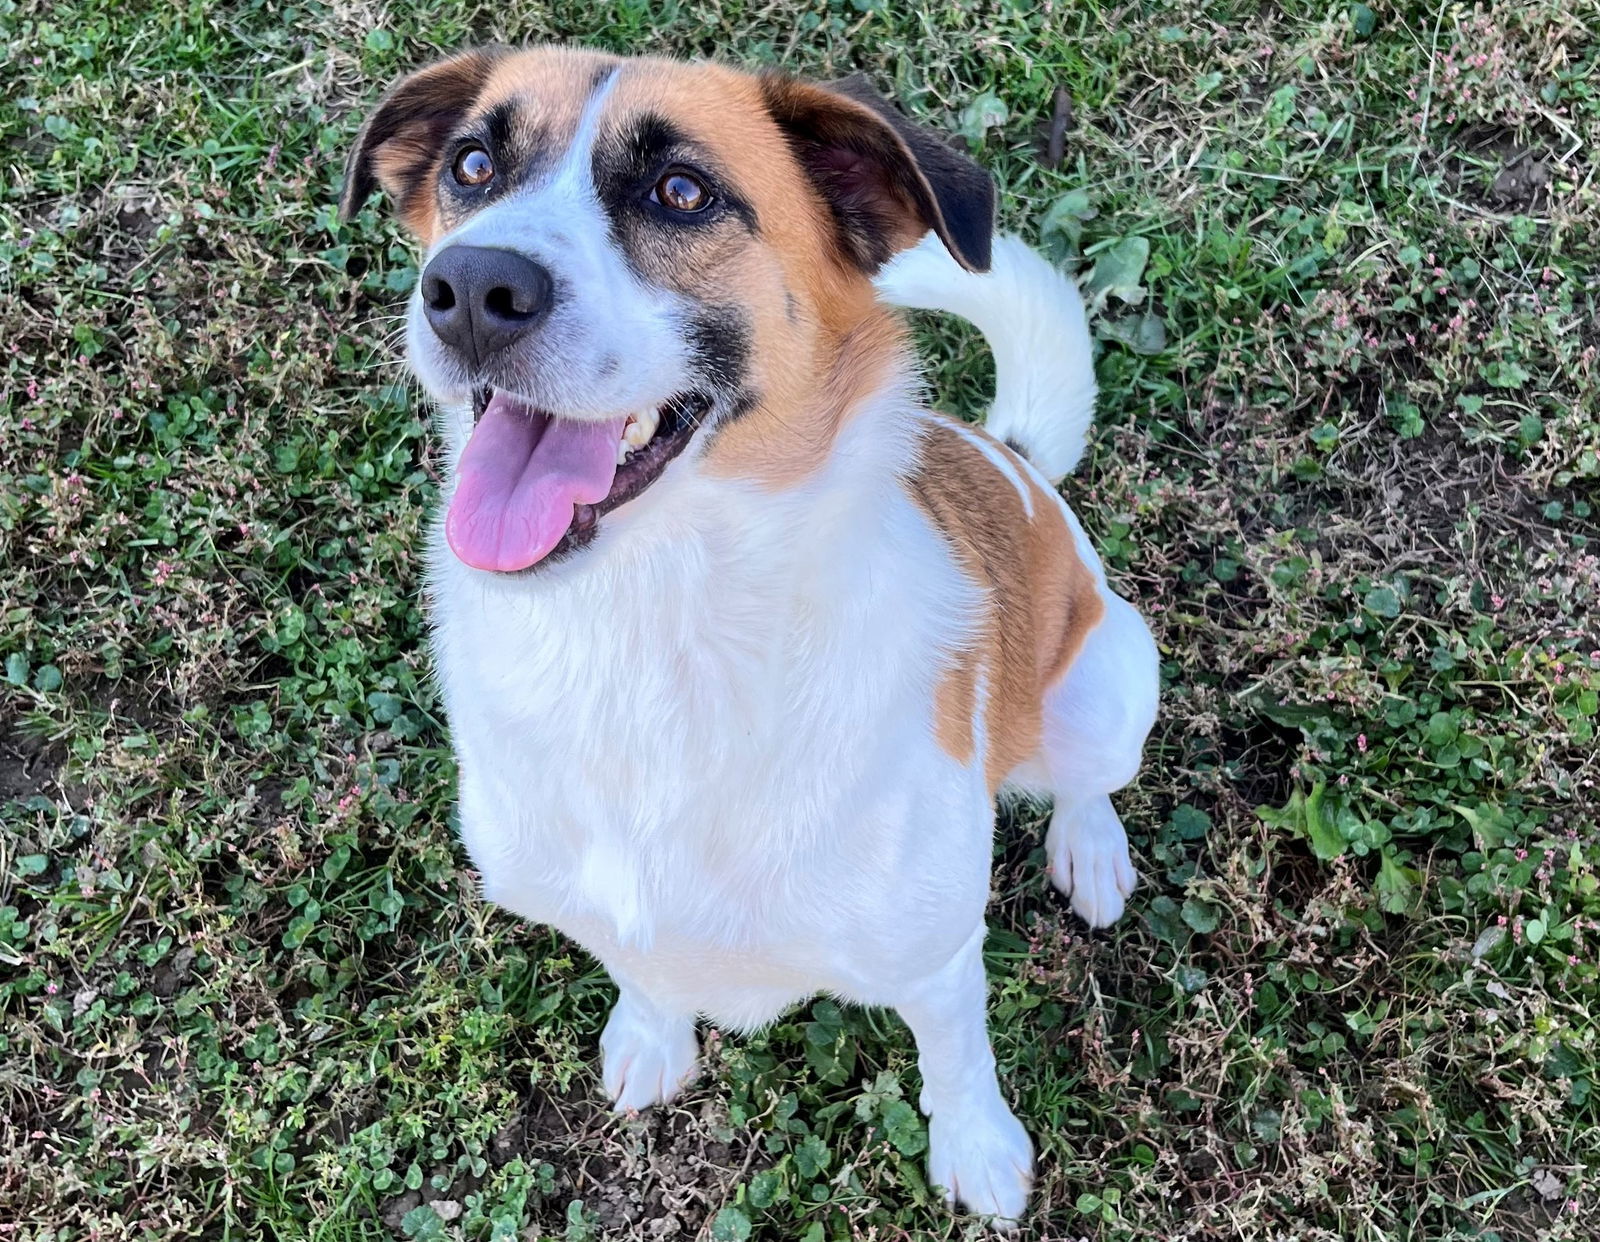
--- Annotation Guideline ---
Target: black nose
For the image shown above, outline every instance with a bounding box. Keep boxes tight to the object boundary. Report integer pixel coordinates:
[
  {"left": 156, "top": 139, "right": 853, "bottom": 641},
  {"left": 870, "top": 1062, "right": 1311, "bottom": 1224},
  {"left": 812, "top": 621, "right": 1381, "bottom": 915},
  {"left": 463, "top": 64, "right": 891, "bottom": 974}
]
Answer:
[{"left": 420, "top": 245, "right": 554, "bottom": 368}]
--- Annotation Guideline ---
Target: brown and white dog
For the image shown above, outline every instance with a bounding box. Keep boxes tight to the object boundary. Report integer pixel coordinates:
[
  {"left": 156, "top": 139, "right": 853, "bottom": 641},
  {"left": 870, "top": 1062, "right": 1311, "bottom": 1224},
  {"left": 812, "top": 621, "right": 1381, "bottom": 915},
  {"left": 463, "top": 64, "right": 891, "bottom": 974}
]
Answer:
[{"left": 342, "top": 46, "right": 1157, "bottom": 1223}]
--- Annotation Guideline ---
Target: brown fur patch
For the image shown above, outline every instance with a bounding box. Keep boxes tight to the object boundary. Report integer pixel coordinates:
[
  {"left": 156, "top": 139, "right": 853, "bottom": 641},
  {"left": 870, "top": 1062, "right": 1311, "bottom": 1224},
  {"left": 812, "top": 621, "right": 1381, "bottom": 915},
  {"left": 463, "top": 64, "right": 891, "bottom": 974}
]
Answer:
[
  {"left": 589, "top": 59, "right": 910, "bottom": 487},
  {"left": 341, "top": 48, "right": 505, "bottom": 235},
  {"left": 703, "top": 311, "right": 906, "bottom": 487},
  {"left": 908, "top": 419, "right": 1104, "bottom": 789}
]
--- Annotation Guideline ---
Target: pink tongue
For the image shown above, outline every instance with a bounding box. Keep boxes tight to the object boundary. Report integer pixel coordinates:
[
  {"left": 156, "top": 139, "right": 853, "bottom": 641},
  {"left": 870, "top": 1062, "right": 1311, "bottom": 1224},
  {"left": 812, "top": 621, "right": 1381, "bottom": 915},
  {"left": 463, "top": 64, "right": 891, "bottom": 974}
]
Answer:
[{"left": 446, "top": 393, "right": 628, "bottom": 571}]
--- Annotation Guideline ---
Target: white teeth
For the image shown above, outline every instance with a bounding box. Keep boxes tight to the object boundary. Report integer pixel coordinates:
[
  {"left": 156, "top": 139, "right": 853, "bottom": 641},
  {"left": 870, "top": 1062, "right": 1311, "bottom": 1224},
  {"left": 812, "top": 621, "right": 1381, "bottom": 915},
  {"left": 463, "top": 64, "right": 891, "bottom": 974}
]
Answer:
[{"left": 623, "top": 407, "right": 660, "bottom": 451}]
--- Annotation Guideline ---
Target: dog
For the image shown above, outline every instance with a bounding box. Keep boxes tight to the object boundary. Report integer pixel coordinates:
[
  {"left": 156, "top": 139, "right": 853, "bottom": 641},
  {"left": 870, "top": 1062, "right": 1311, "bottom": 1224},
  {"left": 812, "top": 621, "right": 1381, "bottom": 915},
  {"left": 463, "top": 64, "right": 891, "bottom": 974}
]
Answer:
[{"left": 341, "top": 45, "right": 1158, "bottom": 1223}]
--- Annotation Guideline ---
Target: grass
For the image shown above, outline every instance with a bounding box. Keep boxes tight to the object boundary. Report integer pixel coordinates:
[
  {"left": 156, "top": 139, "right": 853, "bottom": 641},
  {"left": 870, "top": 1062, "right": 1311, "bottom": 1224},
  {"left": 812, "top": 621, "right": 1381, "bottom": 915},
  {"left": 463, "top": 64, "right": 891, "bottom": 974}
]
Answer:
[{"left": 2, "top": 0, "right": 1597, "bottom": 1237}]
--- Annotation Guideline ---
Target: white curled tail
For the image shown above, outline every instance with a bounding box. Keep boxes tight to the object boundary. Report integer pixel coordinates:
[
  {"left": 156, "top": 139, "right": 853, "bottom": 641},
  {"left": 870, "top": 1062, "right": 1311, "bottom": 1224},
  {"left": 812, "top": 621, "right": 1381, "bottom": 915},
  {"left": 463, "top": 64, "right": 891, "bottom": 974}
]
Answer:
[{"left": 875, "top": 232, "right": 1097, "bottom": 483}]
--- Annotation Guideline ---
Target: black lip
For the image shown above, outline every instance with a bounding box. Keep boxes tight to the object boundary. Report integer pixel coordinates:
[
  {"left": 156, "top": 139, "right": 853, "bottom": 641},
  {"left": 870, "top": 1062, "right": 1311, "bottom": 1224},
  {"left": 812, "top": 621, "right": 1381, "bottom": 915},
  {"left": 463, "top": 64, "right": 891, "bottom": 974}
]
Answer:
[{"left": 471, "top": 389, "right": 711, "bottom": 572}]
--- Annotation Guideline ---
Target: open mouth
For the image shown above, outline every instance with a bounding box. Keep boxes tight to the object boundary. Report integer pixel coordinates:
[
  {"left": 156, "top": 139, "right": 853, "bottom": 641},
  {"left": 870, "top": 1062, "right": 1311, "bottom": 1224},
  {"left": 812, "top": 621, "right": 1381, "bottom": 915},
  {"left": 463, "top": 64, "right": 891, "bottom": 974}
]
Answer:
[{"left": 445, "top": 386, "right": 710, "bottom": 573}]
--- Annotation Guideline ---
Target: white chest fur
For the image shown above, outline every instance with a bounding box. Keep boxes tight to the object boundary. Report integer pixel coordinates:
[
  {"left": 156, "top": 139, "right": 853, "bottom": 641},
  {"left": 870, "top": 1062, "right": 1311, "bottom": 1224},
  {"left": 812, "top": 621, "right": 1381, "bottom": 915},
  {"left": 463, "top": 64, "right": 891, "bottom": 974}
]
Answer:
[{"left": 426, "top": 394, "right": 994, "bottom": 1030}]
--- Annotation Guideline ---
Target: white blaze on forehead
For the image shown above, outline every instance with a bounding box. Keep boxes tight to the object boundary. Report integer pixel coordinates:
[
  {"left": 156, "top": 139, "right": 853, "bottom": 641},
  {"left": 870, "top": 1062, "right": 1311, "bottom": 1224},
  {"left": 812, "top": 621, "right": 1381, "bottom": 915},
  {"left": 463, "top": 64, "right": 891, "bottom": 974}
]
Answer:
[
  {"left": 421, "top": 64, "right": 623, "bottom": 261},
  {"left": 546, "top": 65, "right": 622, "bottom": 195},
  {"left": 423, "top": 63, "right": 636, "bottom": 270}
]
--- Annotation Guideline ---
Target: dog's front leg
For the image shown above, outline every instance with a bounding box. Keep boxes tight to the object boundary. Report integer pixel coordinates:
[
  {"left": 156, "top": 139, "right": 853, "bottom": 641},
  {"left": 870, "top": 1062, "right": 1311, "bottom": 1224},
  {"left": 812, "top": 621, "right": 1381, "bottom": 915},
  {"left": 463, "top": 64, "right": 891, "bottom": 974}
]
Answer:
[
  {"left": 895, "top": 925, "right": 1033, "bottom": 1225},
  {"left": 598, "top": 970, "right": 700, "bottom": 1114}
]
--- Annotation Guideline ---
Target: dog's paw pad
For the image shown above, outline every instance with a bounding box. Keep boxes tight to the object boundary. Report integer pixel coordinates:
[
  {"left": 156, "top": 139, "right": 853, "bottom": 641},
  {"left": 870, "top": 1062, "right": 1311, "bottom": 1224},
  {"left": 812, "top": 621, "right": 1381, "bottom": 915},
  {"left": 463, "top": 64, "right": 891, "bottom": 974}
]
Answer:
[
  {"left": 599, "top": 1005, "right": 699, "bottom": 1113},
  {"left": 927, "top": 1099, "right": 1034, "bottom": 1226}
]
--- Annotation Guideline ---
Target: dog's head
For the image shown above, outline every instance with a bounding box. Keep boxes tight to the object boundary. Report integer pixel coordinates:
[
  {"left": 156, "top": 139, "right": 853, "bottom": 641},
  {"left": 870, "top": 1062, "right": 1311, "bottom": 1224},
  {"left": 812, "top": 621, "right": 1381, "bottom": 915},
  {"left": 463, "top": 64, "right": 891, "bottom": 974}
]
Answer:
[{"left": 342, "top": 47, "right": 993, "bottom": 573}]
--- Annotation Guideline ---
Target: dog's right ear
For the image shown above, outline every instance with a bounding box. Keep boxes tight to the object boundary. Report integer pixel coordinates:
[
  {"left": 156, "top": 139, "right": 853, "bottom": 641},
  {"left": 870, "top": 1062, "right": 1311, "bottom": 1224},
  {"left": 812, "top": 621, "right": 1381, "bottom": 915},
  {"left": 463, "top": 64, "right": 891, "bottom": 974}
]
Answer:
[{"left": 340, "top": 47, "right": 505, "bottom": 229}]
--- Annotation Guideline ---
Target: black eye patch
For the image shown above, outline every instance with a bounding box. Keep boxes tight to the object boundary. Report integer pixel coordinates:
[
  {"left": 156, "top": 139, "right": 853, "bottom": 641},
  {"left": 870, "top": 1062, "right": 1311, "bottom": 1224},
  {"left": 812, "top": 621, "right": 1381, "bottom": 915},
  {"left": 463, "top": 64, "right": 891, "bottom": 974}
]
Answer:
[
  {"left": 592, "top": 113, "right": 756, "bottom": 233},
  {"left": 480, "top": 101, "right": 517, "bottom": 158},
  {"left": 685, "top": 305, "right": 750, "bottom": 392},
  {"left": 438, "top": 103, "right": 554, "bottom": 205}
]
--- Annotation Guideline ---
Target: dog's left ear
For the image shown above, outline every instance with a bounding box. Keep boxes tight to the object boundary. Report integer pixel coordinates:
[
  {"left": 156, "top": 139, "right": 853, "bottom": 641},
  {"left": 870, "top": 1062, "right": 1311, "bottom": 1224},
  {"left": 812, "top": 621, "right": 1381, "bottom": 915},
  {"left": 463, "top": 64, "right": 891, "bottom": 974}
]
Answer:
[{"left": 761, "top": 72, "right": 994, "bottom": 274}]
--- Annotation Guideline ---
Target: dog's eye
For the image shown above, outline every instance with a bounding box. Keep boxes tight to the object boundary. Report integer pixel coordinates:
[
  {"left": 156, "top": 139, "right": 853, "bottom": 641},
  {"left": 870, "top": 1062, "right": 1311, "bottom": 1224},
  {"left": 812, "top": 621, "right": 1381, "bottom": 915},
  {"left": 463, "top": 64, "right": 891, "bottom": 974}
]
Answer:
[
  {"left": 452, "top": 145, "right": 495, "bottom": 187},
  {"left": 652, "top": 171, "right": 711, "bottom": 213}
]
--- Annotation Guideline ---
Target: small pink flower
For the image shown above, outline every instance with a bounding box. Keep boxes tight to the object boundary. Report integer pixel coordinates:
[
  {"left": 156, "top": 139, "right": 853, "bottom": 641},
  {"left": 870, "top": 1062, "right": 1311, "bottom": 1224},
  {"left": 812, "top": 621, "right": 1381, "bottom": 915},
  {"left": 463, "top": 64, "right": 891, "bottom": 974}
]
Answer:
[{"left": 1357, "top": 734, "right": 1368, "bottom": 753}]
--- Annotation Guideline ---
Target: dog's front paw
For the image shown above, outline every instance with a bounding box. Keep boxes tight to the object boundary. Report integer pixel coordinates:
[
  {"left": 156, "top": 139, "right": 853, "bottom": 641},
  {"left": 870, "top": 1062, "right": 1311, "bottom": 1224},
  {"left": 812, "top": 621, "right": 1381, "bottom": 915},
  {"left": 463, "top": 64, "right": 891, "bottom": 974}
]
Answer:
[
  {"left": 599, "top": 997, "right": 699, "bottom": 1113},
  {"left": 927, "top": 1097, "right": 1034, "bottom": 1226}
]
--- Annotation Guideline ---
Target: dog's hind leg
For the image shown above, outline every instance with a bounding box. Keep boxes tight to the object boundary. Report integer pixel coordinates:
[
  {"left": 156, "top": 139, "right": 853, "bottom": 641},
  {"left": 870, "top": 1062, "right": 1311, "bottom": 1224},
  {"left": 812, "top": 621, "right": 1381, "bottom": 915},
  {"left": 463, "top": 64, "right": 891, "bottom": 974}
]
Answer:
[{"left": 1038, "top": 589, "right": 1158, "bottom": 928}]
